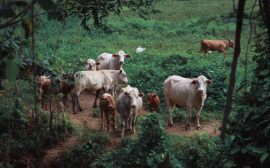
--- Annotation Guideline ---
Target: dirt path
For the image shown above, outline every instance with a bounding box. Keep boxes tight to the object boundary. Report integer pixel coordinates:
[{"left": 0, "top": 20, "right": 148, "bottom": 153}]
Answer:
[{"left": 42, "top": 90, "right": 220, "bottom": 166}]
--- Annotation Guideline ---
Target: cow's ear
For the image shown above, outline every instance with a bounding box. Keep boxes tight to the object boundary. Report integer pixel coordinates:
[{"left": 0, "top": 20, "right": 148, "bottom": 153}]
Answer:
[
  {"left": 228, "top": 39, "right": 232, "bottom": 42},
  {"left": 112, "top": 54, "right": 118, "bottom": 58},
  {"left": 96, "top": 62, "right": 100, "bottom": 65},
  {"left": 191, "top": 80, "right": 197, "bottom": 85},
  {"left": 119, "top": 70, "right": 123, "bottom": 73},
  {"left": 84, "top": 63, "right": 88, "bottom": 66},
  {"left": 124, "top": 92, "right": 129, "bottom": 96},
  {"left": 153, "top": 94, "right": 157, "bottom": 98},
  {"left": 125, "top": 55, "right": 132, "bottom": 58},
  {"left": 206, "top": 80, "right": 213, "bottom": 85},
  {"left": 138, "top": 93, "right": 144, "bottom": 97}
]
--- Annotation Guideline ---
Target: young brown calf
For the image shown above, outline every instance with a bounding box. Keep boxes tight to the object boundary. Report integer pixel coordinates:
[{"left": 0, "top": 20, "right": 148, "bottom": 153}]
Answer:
[
  {"left": 99, "top": 93, "right": 117, "bottom": 133},
  {"left": 146, "top": 93, "right": 160, "bottom": 112}
]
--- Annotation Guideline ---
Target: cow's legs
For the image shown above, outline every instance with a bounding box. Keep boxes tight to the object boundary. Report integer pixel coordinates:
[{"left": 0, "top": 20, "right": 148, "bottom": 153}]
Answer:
[
  {"left": 165, "top": 98, "right": 174, "bottom": 127},
  {"left": 220, "top": 48, "right": 227, "bottom": 55},
  {"left": 100, "top": 110, "right": 104, "bottom": 131},
  {"left": 195, "top": 106, "right": 203, "bottom": 130},
  {"left": 72, "top": 93, "right": 79, "bottom": 114},
  {"left": 120, "top": 115, "right": 125, "bottom": 137},
  {"left": 186, "top": 104, "right": 192, "bottom": 131},
  {"left": 131, "top": 114, "right": 136, "bottom": 134},
  {"left": 111, "top": 111, "right": 117, "bottom": 130},
  {"left": 93, "top": 90, "right": 101, "bottom": 108},
  {"left": 105, "top": 112, "right": 110, "bottom": 132}
]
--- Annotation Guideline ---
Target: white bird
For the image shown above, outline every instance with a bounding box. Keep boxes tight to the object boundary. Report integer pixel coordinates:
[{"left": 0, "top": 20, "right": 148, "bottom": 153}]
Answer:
[{"left": 136, "top": 46, "right": 146, "bottom": 53}]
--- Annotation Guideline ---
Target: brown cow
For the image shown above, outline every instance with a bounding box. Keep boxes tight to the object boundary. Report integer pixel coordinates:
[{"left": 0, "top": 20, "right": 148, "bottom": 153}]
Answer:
[
  {"left": 146, "top": 93, "right": 160, "bottom": 112},
  {"left": 38, "top": 76, "right": 73, "bottom": 110},
  {"left": 99, "top": 93, "right": 117, "bottom": 132},
  {"left": 198, "top": 39, "right": 235, "bottom": 55}
]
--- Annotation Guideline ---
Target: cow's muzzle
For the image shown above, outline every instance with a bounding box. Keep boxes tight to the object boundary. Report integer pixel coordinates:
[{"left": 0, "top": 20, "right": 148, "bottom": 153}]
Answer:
[{"left": 131, "top": 104, "right": 137, "bottom": 108}]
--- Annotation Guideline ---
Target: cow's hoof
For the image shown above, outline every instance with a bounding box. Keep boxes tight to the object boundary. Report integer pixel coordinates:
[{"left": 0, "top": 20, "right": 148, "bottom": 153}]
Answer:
[
  {"left": 93, "top": 105, "right": 97, "bottom": 108},
  {"left": 185, "top": 127, "right": 190, "bottom": 131},
  {"left": 196, "top": 125, "right": 201, "bottom": 130},
  {"left": 74, "top": 111, "right": 78, "bottom": 114},
  {"left": 79, "top": 108, "right": 84, "bottom": 111}
]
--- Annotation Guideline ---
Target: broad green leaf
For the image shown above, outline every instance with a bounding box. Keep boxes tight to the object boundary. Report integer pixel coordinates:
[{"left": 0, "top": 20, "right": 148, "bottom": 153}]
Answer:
[
  {"left": 252, "top": 146, "right": 267, "bottom": 154},
  {"left": 224, "top": 160, "right": 235, "bottom": 168},
  {"left": 230, "top": 146, "right": 240, "bottom": 154},
  {"left": 246, "top": 144, "right": 255, "bottom": 151},
  {"left": 0, "top": 8, "right": 16, "bottom": 18},
  {"left": 243, "top": 110, "right": 249, "bottom": 120},
  {"left": 260, "top": 69, "right": 269, "bottom": 76},
  {"left": 224, "top": 137, "right": 231, "bottom": 147},
  {"left": 38, "top": 54, "right": 44, "bottom": 59},
  {"left": 264, "top": 124, "right": 270, "bottom": 136},
  {"left": 3, "top": 57, "right": 19, "bottom": 82},
  {"left": 260, "top": 152, "right": 268, "bottom": 164},
  {"left": 68, "top": 63, "right": 72, "bottom": 67},
  {"left": 241, "top": 148, "right": 247, "bottom": 154}
]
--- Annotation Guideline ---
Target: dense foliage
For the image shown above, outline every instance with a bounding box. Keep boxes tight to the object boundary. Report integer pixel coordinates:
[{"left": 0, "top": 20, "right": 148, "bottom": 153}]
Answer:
[{"left": 0, "top": 0, "right": 270, "bottom": 167}]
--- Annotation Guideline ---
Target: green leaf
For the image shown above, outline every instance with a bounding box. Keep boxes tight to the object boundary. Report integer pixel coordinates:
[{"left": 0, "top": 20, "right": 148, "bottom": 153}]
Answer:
[
  {"left": 260, "top": 152, "right": 268, "bottom": 164},
  {"left": 241, "top": 148, "right": 247, "bottom": 154},
  {"left": 224, "top": 160, "right": 235, "bottom": 168},
  {"left": 3, "top": 57, "right": 19, "bottom": 82},
  {"left": 260, "top": 69, "right": 269, "bottom": 76},
  {"left": 230, "top": 146, "right": 240, "bottom": 154},
  {"left": 252, "top": 146, "right": 267, "bottom": 154},
  {"left": 224, "top": 137, "right": 231, "bottom": 147},
  {"left": 264, "top": 124, "right": 270, "bottom": 136},
  {"left": 68, "top": 63, "right": 72, "bottom": 67},
  {"left": 0, "top": 8, "right": 16, "bottom": 18}
]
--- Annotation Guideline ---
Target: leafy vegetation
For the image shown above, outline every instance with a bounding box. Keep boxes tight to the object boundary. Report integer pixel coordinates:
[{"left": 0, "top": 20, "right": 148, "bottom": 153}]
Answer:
[{"left": 0, "top": 0, "right": 270, "bottom": 167}]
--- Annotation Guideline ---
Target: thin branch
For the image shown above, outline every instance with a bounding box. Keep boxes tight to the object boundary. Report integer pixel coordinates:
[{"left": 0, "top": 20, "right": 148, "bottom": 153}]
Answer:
[
  {"left": 0, "top": 0, "right": 36, "bottom": 29},
  {"left": 221, "top": 0, "right": 246, "bottom": 141}
]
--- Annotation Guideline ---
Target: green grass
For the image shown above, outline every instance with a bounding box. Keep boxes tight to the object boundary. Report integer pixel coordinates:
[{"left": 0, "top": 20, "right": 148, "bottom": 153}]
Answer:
[{"left": 30, "top": 0, "right": 258, "bottom": 120}]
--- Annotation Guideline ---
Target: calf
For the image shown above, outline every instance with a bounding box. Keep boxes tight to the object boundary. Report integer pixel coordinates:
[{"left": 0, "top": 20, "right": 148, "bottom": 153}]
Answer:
[
  {"left": 72, "top": 69, "right": 128, "bottom": 114},
  {"left": 99, "top": 93, "right": 117, "bottom": 132},
  {"left": 146, "top": 93, "right": 160, "bottom": 112},
  {"left": 84, "top": 58, "right": 99, "bottom": 71},
  {"left": 163, "top": 75, "right": 213, "bottom": 130},
  {"left": 198, "top": 39, "right": 235, "bottom": 55},
  {"left": 116, "top": 85, "right": 144, "bottom": 137}
]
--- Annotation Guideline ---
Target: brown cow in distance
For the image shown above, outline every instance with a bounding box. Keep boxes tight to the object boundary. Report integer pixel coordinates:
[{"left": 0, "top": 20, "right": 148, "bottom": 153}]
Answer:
[
  {"left": 99, "top": 93, "right": 117, "bottom": 133},
  {"left": 198, "top": 39, "right": 235, "bottom": 55},
  {"left": 146, "top": 93, "right": 160, "bottom": 112}
]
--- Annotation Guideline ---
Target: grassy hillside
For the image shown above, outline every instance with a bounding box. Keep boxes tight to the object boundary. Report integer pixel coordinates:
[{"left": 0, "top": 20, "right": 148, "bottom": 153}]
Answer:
[{"left": 31, "top": 0, "right": 256, "bottom": 119}]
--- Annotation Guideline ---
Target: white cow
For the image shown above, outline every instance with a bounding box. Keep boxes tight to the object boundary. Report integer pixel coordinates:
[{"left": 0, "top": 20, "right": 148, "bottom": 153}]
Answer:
[
  {"left": 72, "top": 69, "right": 128, "bottom": 114},
  {"left": 84, "top": 58, "right": 99, "bottom": 71},
  {"left": 163, "top": 75, "right": 213, "bottom": 130},
  {"left": 116, "top": 85, "right": 144, "bottom": 137},
  {"left": 97, "top": 50, "right": 132, "bottom": 95},
  {"left": 97, "top": 50, "right": 132, "bottom": 70}
]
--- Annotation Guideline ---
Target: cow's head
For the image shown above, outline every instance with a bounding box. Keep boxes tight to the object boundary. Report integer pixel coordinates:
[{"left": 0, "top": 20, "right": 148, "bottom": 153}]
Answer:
[
  {"left": 85, "top": 59, "right": 100, "bottom": 71},
  {"left": 146, "top": 93, "right": 157, "bottom": 105},
  {"left": 190, "top": 75, "right": 213, "bottom": 96},
  {"left": 228, "top": 39, "right": 235, "bottom": 48},
  {"left": 101, "top": 93, "right": 115, "bottom": 110},
  {"left": 112, "top": 50, "right": 132, "bottom": 65},
  {"left": 119, "top": 69, "right": 128, "bottom": 84},
  {"left": 124, "top": 90, "right": 144, "bottom": 108}
]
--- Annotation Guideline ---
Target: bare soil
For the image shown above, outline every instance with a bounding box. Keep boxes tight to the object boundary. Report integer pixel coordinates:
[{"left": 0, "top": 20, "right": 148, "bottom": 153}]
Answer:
[{"left": 38, "top": 89, "right": 220, "bottom": 167}]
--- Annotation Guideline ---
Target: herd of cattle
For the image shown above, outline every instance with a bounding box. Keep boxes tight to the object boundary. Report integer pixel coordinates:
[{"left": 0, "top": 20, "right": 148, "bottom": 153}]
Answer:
[{"left": 37, "top": 39, "right": 235, "bottom": 137}]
